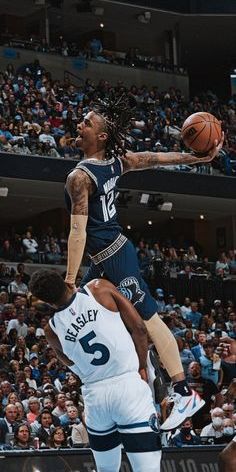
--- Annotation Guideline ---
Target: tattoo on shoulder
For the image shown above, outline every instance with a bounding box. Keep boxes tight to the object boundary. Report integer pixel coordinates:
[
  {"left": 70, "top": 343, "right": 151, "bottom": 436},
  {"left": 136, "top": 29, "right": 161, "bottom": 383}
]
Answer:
[{"left": 66, "top": 169, "right": 94, "bottom": 215}]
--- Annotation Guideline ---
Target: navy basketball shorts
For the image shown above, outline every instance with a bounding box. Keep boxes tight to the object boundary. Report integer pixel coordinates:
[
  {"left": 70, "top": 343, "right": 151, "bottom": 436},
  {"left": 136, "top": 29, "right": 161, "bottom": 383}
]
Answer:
[{"left": 81, "top": 240, "right": 157, "bottom": 320}]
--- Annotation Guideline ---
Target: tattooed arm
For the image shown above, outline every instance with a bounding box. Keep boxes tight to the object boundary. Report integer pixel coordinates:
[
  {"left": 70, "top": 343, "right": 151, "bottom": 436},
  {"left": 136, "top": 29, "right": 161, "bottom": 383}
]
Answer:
[
  {"left": 121, "top": 133, "right": 224, "bottom": 172},
  {"left": 65, "top": 169, "right": 94, "bottom": 288}
]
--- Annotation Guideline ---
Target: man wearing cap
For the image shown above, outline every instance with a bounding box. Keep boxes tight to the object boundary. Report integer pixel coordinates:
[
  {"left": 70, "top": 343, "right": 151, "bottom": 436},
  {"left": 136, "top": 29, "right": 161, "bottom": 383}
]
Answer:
[{"left": 155, "top": 288, "right": 166, "bottom": 313}]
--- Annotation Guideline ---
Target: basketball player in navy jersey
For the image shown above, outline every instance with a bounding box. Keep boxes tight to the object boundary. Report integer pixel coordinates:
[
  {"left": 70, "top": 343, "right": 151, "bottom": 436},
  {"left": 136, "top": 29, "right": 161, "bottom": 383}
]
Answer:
[
  {"left": 64, "top": 97, "right": 224, "bottom": 430},
  {"left": 30, "top": 270, "right": 162, "bottom": 472}
]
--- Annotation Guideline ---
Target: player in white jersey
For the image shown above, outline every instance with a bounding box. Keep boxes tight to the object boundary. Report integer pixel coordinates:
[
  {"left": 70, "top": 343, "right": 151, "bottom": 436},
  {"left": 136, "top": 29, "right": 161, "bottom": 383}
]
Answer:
[
  {"left": 29, "top": 270, "right": 162, "bottom": 472},
  {"left": 218, "top": 338, "right": 236, "bottom": 472}
]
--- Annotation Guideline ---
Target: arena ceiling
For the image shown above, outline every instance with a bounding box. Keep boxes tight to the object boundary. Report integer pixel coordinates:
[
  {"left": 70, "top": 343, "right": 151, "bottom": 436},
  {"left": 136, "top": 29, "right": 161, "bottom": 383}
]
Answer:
[{"left": 0, "top": 177, "right": 235, "bottom": 229}]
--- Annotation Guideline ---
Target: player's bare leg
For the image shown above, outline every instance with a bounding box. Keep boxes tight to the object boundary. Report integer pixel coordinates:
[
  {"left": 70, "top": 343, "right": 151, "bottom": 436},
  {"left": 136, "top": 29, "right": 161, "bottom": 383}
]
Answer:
[
  {"left": 219, "top": 438, "right": 236, "bottom": 472},
  {"left": 145, "top": 314, "right": 205, "bottom": 430}
]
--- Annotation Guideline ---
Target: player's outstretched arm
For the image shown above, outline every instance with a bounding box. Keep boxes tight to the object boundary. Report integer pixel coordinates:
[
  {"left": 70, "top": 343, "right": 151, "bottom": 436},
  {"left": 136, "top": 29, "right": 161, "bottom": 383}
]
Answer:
[
  {"left": 88, "top": 279, "right": 148, "bottom": 371},
  {"left": 65, "top": 169, "right": 91, "bottom": 288},
  {"left": 122, "top": 132, "right": 224, "bottom": 172}
]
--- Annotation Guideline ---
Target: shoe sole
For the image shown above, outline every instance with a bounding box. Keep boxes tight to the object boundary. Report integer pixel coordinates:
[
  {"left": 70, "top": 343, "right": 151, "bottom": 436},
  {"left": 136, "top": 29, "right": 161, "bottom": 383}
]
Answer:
[{"left": 161, "top": 399, "right": 205, "bottom": 431}]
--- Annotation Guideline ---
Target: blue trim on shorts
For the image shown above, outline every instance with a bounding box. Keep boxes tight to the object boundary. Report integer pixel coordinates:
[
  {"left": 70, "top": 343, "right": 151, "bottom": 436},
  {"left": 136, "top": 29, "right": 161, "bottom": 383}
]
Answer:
[
  {"left": 86, "top": 424, "right": 117, "bottom": 434},
  {"left": 120, "top": 431, "right": 162, "bottom": 453},
  {"left": 117, "top": 421, "right": 149, "bottom": 430},
  {"left": 88, "top": 430, "right": 121, "bottom": 451}
]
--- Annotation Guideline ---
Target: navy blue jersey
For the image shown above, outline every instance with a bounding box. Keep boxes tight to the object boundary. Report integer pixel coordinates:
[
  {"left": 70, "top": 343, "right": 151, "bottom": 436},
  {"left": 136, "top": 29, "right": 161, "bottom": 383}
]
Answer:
[{"left": 65, "top": 156, "right": 123, "bottom": 255}]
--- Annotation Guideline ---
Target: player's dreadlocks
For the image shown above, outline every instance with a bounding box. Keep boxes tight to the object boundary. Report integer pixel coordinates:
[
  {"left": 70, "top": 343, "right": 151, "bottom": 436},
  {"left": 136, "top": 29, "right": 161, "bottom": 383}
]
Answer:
[{"left": 93, "top": 93, "right": 135, "bottom": 159}]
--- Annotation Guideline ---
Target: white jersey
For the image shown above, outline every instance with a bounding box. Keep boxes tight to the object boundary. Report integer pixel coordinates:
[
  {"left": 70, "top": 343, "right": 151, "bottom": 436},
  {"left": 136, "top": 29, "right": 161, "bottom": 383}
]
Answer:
[{"left": 49, "top": 285, "right": 139, "bottom": 384}]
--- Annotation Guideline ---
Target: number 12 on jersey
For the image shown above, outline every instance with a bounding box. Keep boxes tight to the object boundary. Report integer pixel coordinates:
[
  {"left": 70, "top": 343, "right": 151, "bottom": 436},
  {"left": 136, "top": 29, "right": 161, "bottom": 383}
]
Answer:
[{"left": 100, "top": 190, "right": 116, "bottom": 222}]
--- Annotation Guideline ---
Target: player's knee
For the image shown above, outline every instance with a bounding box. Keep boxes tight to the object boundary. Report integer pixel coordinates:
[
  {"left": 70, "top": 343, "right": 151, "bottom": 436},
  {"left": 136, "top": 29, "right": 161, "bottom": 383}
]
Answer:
[
  {"left": 92, "top": 445, "right": 122, "bottom": 472},
  {"left": 127, "top": 450, "right": 162, "bottom": 472},
  {"left": 95, "top": 458, "right": 120, "bottom": 472}
]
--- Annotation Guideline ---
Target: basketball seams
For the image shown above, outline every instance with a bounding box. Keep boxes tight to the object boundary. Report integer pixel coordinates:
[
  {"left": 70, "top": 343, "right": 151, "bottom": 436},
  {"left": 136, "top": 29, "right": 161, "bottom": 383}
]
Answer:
[
  {"left": 188, "top": 123, "right": 207, "bottom": 147},
  {"left": 182, "top": 120, "right": 207, "bottom": 133},
  {"left": 202, "top": 122, "right": 212, "bottom": 153},
  {"left": 182, "top": 112, "right": 221, "bottom": 153}
]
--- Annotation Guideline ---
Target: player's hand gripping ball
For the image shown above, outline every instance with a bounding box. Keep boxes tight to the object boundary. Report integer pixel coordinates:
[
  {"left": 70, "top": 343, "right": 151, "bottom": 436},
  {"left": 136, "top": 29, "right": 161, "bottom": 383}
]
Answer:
[{"left": 181, "top": 112, "right": 222, "bottom": 154}]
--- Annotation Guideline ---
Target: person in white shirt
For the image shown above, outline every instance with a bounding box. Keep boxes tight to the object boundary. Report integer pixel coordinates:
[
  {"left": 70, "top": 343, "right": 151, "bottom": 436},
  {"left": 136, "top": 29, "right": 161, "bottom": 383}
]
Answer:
[
  {"left": 7, "top": 312, "right": 28, "bottom": 338},
  {"left": 200, "top": 407, "right": 224, "bottom": 438},
  {"left": 8, "top": 274, "right": 28, "bottom": 296},
  {"left": 181, "top": 297, "right": 192, "bottom": 319},
  {"left": 39, "top": 124, "right": 56, "bottom": 147},
  {"left": 22, "top": 231, "right": 38, "bottom": 258},
  {"left": 35, "top": 317, "right": 47, "bottom": 338}
]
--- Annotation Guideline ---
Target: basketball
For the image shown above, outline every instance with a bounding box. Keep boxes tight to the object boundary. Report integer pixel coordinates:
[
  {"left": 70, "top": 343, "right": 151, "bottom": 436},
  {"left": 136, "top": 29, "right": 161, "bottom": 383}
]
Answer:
[{"left": 181, "top": 112, "right": 221, "bottom": 154}]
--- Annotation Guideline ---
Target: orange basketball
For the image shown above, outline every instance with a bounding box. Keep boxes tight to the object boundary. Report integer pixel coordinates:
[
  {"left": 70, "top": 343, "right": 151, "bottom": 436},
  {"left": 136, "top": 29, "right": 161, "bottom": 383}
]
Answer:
[{"left": 181, "top": 112, "right": 221, "bottom": 154}]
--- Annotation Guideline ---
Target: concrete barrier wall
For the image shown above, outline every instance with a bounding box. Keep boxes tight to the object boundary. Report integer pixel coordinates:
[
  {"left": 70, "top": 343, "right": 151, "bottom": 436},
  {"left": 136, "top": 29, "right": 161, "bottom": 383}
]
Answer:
[{"left": 0, "top": 46, "right": 189, "bottom": 96}]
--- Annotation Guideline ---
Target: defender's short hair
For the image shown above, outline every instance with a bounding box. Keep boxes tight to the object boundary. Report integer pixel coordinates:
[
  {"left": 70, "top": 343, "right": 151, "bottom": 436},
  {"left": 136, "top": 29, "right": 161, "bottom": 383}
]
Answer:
[{"left": 29, "top": 269, "right": 66, "bottom": 304}]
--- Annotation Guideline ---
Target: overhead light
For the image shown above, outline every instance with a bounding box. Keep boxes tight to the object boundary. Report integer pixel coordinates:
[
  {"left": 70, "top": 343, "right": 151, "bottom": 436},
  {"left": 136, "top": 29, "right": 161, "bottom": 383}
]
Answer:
[
  {"left": 170, "top": 216, "right": 174, "bottom": 220},
  {"left": 0, "top": 187, "right": 8, "bottom": 197},
  {"left": 148, "top": 220, "right": 152, "bottom": 225},
  {"left": 159, "top": 202, "right": 173, "bottom": 212},
  {"left": 127, "top": 225, "right": 131, "bottom": 230},
  {"left": 200, "top": 214, "right": 205, "bottom": 220},
  {"left": 100, "top": 23, "right": 104, "bottom": 28},
  {"left": 140, "top": 193, "right": 149, "bottom": 204}
]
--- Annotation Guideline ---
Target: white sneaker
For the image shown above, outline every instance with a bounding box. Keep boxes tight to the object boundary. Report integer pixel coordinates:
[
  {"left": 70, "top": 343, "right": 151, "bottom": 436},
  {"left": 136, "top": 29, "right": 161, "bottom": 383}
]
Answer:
[{"left": 161, "top": 389, "right": 205, "bottom": 431}]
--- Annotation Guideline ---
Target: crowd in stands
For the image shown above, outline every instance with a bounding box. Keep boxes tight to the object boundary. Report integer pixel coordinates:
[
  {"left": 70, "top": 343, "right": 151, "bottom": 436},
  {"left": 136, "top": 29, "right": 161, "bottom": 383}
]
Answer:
[
  {"left": 0, "top": 227, "right": 67, "bottom": 266},
  {"left": 1, "top": 35, "right": 187, "bottom": 75},
  {"left": 0, "top": 51, "right": 236, "bottom": 452},
  {"left": 0, "top": 60, "right": 236, "bottom": 174},
  {"left": 136, "top": 240, "right": 236, "bottom": 281},
  {"left": 1, "top": 227, "right": 236, "bottom": 283},
  {"left": 0, "top": 253, "right": 235, "bottom": 450}
]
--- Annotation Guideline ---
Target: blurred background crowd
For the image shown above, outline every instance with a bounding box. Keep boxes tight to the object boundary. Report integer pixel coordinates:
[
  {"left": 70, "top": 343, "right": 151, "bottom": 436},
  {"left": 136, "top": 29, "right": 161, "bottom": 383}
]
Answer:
[
  {"left": 0, "top": 40, "right": 236, "bottom": 452},
  {"left": 0, "top": 60, "right": 236, "bottom": 174},
  {"left": 0, "top": 250, "right": 235, "bottom": 450}
]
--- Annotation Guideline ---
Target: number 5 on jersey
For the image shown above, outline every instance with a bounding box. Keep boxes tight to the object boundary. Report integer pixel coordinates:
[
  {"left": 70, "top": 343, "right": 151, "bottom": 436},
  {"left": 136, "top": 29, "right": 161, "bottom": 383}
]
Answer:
[{"left": 79, "top": 330, "right": 110, "bottom": 366}]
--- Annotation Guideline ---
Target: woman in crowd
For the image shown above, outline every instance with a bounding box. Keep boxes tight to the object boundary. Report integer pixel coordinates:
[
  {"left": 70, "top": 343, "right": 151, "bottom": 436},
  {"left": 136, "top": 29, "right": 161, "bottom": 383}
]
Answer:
[
  {"left": 15, "top": 401, "right": 26, "bottom": 422},
  {"left": 13, "top": 347, "right": 29, "bottom": 369},
  {"left": 12, "top": 423, "right": 33, "bottom": 449},
  {"left": 26, "top": 396, "right": 41, "bottom": 424},
  {"left": 7, "top": 391, "right": 20, "bottom": 405},
  {"left": 23, "top": 365, "right": 38, "bottom": 390},
  {"left": 48, "top": 426, "right": 68, "bottom": 449}
]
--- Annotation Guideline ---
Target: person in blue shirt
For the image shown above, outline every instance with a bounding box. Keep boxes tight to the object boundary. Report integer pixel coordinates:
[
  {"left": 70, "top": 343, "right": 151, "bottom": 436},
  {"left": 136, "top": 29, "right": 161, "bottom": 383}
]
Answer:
[
  {"left": 170, "top": 418, "right": 201, "bottom": 447},
  {"left": 0, "top": 122, "right": 13, "bottom": 141},
  {"left": 155, "top": 288, "right": 166, "bottom": 313},
  {"left": 186, "top": 302, "right": 202, "bottom": 329},
  {"left": 199, "top": 341, "right": 222, "bottom": 386},
  {"left": 191, "top": 332, "right": 207, "bottom": 361},
  {"left": 64, "top": 95, "right": 223, "bottom": 431}
]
